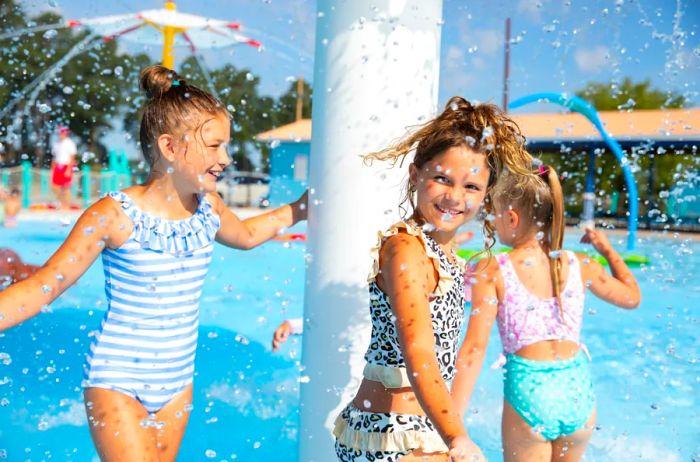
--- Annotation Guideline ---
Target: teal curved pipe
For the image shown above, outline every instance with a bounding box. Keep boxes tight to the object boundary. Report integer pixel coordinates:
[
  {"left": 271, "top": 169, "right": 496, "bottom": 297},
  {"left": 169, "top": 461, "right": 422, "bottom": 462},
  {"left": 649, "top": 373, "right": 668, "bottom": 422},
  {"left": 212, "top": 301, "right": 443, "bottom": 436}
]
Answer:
[{"left": 509, "top": 92, "right": 638, "bottom": 251}]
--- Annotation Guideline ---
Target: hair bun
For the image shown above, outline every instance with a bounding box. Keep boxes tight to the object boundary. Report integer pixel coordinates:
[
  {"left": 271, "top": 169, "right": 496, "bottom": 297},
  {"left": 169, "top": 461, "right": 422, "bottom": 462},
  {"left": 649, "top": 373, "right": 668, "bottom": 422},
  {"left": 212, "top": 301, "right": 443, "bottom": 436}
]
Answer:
[
  {"left": 139, "top": 65, "right": 184, "bottom": 98},
  {"left": 444, "top": 96, "right": 474, "bottom": 113}
]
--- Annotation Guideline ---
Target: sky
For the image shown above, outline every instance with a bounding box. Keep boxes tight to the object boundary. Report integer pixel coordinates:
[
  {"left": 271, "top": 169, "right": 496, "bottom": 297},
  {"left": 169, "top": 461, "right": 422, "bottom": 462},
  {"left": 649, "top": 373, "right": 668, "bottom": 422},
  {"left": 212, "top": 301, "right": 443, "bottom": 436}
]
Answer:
[{"left": 22, "top": 0, "right": 700, "bottom": 157}]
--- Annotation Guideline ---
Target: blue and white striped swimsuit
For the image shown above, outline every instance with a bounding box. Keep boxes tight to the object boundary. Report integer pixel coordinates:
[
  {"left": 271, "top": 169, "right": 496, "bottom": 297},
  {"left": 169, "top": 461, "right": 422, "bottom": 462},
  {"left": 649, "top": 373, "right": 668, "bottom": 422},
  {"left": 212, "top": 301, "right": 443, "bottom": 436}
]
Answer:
[{"left": 83, "top": 191, "right": 220, "bottom": 412}]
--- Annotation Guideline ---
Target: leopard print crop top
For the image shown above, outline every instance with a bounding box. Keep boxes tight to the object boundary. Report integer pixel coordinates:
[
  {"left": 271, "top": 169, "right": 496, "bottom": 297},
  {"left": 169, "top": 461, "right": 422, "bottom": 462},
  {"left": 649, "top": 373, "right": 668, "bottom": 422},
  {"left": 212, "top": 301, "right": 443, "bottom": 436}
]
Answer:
[{"left": 363, "top": 222, "right": 466, "bottom": 383}]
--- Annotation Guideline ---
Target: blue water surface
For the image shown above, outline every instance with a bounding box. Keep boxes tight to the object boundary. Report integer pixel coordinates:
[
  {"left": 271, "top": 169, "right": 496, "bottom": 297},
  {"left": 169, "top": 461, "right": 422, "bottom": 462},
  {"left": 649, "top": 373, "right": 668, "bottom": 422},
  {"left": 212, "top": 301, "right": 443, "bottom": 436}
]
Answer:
[{"left": 0, "top": 219, "right": 698, "bottom": 461}]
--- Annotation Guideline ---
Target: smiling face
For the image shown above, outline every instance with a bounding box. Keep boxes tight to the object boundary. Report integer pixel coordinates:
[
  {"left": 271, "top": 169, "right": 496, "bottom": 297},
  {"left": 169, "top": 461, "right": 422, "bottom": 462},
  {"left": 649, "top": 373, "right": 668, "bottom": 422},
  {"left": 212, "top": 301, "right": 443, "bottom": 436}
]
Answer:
[
  {"left": 166, "top": 113, "right": 232, "bottom": 194},
  {"left": 409, "top": 145, "right": 490, "bottom": 235}
]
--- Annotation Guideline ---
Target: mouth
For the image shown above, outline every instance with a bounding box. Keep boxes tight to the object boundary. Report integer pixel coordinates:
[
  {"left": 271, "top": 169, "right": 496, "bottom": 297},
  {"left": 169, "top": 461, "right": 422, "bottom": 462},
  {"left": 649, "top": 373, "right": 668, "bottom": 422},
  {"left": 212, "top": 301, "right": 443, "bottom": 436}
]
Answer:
[
  {"left": 207, "top": 169, "right": 222, "bottom": 180},
  {"left": 434, "top": 204, "right": 463, "bottom": 218}
]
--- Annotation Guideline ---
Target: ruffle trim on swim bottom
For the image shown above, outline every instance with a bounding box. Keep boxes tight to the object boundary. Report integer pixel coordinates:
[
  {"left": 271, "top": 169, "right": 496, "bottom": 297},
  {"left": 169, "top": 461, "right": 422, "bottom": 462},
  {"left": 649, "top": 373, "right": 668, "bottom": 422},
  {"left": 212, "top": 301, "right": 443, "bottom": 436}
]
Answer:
[{"left": 332, "top": 404, "right": 448, "bottom": 453}]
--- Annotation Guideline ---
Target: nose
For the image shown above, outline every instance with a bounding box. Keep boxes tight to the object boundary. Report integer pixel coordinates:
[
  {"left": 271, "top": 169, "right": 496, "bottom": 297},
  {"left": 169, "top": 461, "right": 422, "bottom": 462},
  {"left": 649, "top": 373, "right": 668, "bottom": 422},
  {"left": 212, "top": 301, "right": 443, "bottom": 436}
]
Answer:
[
  {"left": 219, "top": 145, "right": 232, "bottom": 167},
  {"left": 444, "top": 185, "right": 465, "bottom": 205}
]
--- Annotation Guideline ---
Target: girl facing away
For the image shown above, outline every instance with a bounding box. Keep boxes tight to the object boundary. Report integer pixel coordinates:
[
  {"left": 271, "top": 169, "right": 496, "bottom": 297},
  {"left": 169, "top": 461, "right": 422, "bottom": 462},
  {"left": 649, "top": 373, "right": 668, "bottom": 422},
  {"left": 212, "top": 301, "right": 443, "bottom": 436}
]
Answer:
[
  {"left": 333, "top": 96, "right": 534, "bottom": 462},
  {"left": 0, "top": 65, "right": 307, "bottom": 462},
  {"left": 451, "top": 166, "right": 641, "bottom": 461}
]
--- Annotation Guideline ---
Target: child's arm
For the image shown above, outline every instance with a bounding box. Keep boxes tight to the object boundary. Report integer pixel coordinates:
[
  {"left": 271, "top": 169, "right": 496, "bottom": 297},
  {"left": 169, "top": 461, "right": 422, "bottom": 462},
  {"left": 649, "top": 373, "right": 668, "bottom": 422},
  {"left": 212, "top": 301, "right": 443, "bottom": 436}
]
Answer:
[
  {"left": 209, "top": 191, "right": 307, "bottom": 250},
  {"left": 0, "top": 198, "right": 131, "bottom": 330},
  {"left": 579, "top": 228, "right": 641, "bottom": 309},
  {"left": 380, "top": 234, "right": 470, "bottom": 448},
  {"left": 451, "top": 257, "right": 499, "bottom": 416}
]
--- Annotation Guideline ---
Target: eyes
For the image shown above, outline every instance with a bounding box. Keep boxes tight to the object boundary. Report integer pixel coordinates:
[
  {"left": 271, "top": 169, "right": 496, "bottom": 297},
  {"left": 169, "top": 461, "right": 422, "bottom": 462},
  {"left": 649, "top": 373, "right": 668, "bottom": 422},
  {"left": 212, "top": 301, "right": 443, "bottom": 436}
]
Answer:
[{"left": 433, "top": 174, "right": 482, "bottom": 191}]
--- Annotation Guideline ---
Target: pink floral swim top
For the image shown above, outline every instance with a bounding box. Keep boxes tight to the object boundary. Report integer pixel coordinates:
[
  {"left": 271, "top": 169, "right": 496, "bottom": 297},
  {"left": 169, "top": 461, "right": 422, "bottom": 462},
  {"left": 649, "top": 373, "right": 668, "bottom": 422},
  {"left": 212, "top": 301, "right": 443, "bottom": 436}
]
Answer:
[{"left": 496, "top": 250, "right": 585, "bottom": 355}]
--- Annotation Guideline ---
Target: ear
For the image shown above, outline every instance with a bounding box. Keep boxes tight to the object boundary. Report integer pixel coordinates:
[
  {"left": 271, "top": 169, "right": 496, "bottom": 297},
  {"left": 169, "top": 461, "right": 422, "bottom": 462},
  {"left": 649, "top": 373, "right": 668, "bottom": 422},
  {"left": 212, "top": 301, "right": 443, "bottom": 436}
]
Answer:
[
  {"left": 507, "top": 209, "right": 520, "bottom": 229},
  {"left": 408, "top": 163, "right": 418, "bottom": 188},
  {"left": 156, "top": 134, "right": 177, "bottom": 163}
]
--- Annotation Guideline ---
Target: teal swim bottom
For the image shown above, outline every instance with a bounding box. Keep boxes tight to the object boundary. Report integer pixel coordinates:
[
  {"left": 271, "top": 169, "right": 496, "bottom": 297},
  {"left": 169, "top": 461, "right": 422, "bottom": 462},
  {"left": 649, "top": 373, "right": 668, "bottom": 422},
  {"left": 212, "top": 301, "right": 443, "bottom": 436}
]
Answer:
[{"left": 503, "top": 351, "right": 595, "bottom": 441}]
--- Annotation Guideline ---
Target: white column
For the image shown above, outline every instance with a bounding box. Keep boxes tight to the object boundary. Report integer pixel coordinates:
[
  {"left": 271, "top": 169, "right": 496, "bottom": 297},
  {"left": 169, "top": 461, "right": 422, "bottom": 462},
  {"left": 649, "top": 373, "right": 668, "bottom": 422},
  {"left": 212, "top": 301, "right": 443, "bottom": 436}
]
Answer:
[{"left": 299, "top": 1, "right": 444, "bottom": 459}]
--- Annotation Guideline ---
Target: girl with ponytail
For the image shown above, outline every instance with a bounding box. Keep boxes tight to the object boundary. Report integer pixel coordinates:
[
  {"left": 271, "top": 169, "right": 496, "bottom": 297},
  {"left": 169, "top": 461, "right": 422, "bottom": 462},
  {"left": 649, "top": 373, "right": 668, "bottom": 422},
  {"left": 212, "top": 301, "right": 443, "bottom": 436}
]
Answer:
[{"left": 451, "top": 165, "right": 641, "bottom": 461}]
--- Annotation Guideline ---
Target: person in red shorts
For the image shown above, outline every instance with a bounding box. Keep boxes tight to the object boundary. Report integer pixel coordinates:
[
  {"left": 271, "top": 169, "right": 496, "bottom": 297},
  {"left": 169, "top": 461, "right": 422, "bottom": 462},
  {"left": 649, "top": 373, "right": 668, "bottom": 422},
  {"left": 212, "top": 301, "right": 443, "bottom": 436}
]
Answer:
[{"left": 50, "top": 126, "right": 77, "bottom": 209}]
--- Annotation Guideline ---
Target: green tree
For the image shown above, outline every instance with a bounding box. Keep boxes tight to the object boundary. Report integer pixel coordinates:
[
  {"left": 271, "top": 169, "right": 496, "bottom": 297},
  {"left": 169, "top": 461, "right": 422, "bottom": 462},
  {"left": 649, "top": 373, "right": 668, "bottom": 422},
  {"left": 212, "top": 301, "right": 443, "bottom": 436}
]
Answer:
[
  {"left": 275, "top": 78, "right": 312, "bottom": 126},
  {"left": 575, "top": 78, "right": 687, "bottom": 111},
  {"left": 0, "top": 1, "right": 149, "bottom": 167}
]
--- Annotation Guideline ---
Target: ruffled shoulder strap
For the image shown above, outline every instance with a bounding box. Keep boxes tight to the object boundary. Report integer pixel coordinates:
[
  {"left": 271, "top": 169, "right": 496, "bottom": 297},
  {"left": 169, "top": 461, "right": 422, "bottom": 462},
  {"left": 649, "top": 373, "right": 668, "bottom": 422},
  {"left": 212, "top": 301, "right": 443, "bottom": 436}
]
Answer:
[
  {"left": 367, "top": 221, "right": 457, "bottom": 297},
  {"left": 106, "top": 191, "right": 221, "bottom": 254}
]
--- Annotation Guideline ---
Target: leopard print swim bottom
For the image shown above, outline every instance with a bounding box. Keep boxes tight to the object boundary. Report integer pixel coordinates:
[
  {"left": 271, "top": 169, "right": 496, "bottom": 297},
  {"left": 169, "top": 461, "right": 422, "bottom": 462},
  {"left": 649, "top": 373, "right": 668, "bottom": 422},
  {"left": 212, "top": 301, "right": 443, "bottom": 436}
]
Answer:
[{"left": 334, "top": 403, "right": 443, "bottom": 461}]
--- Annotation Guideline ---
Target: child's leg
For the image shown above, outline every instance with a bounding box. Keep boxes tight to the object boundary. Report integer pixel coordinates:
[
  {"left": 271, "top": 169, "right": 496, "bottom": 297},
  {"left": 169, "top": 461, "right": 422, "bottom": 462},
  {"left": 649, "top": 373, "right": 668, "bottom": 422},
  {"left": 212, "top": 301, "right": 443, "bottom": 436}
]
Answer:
[
  {"left": 153, "top": 385, "right": 194, "bottom": 462},
  {"left": 550, "top": 407, "right": 596, "bottom": 462},
  {"left": 502, "top": 401, "right": 552, "bottom": 462},
  {"left": 84, "top": 387, "right": 159, "bottom": 461}
]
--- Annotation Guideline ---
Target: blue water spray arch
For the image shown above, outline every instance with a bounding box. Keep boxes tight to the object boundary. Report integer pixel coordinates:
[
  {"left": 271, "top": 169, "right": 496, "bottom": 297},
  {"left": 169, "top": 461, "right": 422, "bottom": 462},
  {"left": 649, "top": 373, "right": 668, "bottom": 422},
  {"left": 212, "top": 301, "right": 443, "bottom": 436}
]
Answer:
[{"left": 509, "top": 92, "right": 638, "bottom": 251}]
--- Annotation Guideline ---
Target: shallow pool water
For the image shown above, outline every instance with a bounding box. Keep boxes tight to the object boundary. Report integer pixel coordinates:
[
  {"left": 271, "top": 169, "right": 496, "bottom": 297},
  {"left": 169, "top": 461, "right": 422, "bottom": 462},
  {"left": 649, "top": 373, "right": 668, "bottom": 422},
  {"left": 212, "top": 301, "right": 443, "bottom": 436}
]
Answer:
[{"left": 0, "top": 220, "right": 698, "bottom": 461}]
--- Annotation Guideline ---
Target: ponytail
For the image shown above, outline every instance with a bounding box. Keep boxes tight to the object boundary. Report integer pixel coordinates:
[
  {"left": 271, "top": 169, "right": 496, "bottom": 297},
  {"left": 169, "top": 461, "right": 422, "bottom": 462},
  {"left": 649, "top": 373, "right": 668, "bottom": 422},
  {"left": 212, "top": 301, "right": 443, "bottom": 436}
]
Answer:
[{"left": 541, "top": 165, "right": 565, "bottom": 319}]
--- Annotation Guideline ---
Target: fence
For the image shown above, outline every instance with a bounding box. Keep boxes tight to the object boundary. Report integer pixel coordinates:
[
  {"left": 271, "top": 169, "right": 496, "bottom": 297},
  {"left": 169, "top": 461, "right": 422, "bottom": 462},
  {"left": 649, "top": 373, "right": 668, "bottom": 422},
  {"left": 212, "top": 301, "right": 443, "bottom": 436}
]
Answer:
[{"left": 1, "top": 150, "right": 133, "bottom": 208}]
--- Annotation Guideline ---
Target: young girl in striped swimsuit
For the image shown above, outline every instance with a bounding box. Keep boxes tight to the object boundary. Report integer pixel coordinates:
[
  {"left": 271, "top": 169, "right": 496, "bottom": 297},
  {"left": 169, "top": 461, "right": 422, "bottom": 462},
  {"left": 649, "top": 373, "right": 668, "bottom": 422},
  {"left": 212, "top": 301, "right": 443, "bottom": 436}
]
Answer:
[{"left": 0, "top": 65, "right": 307, "bottom": 461}]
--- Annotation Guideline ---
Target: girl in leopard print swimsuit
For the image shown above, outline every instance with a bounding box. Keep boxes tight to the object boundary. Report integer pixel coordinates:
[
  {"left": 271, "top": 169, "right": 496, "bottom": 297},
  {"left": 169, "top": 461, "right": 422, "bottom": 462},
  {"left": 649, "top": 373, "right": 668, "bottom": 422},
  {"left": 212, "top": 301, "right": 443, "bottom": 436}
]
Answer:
[{"left": 333, "top": 97, "right": 534, "bottom": 461}]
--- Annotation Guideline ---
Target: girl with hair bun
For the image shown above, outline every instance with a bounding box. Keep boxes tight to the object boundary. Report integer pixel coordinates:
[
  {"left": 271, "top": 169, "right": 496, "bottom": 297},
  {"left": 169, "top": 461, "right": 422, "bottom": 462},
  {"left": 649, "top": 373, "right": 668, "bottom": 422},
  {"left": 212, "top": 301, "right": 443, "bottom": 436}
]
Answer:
[
  {"left": 0, "top": 64, "right": 307, "bottom": 461},
  {"left": 333, "top": 97, "right": 533, "bottom": 461}
]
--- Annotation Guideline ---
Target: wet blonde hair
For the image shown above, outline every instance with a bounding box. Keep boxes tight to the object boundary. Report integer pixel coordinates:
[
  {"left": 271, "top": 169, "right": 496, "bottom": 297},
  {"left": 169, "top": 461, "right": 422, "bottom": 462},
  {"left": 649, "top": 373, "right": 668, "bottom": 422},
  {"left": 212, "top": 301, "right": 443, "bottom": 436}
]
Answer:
[
  {"left": 364, "top": 96, "right": 533, "bottom": 248},
  {"left": 139, "top": 65, "right": 229, "bottom": 166},
  {"left": 490, "top": 165, "right": 566, "bottom": 315}
]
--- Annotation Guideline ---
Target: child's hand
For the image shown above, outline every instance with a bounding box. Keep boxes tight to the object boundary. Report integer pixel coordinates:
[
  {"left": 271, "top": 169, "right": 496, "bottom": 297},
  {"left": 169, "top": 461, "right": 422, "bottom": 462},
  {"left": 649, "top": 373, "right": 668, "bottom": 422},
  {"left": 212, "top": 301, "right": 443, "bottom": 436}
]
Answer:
[
  {"left": 580, "top": 227, "right": 613, "bottom": 257},
  {"left": 449, "top": 435, "right": 486, "bottom": 461},
  {"left": 272, "top": 320, "right": 292, "bottom": 351}
]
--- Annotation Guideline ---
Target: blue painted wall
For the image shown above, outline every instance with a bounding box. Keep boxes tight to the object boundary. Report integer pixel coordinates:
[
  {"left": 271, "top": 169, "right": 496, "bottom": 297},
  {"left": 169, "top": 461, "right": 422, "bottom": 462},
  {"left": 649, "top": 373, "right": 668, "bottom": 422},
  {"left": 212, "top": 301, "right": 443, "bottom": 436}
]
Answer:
[{"left": 268, "top": 141, "right": 310, "bottom": 206}]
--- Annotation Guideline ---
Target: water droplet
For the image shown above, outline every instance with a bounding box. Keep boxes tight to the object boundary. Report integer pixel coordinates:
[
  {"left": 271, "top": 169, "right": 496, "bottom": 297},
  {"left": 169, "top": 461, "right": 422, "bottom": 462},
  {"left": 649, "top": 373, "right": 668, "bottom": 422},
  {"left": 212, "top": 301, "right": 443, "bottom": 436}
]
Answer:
[
  {"left": 41, "top": 285, "right": 51, "bottom": 294},
  {"left": 37, "top": 103, "right": 51, "bottom": 114},
  {"left": 470, "top": 166, "right": 480, "bottom": 174},
  {"left": 535, "top": 231, "right": 544, "bottom": 240},
  {"left": 62, "top": 86, "right": 73, "bottom": 94},
  {"left": 205, "top": 449, "right": 217, "bottom": 458},
  {"left": 43, "top": 29, "right": 58, "bottom": 40},
  {"left": 114, "top": 66, "right": 123, "bottom": 77},
  {"left": 83, "top": 226, "right": 95, "bottom": 235},
  {"left": 362, "top": 399, "right": 372, "bottom": 409},
  {"left": 464, "top": 135, "right": 477, "bottom": 147},
  {"left": 166, "top": 166, "right": 175, "bottom": 174},
  {"left": 548, "top": 250, "right": 562, "bottom": 259},
  {"left": 481, "top": 126, "right": 494, "bottom": 141}
]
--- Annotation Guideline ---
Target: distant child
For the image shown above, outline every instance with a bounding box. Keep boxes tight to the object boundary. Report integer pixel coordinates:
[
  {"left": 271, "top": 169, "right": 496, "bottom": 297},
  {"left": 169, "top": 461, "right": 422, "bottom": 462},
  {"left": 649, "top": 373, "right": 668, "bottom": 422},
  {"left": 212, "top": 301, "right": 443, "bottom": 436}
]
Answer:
[
  {"left": 451, "top": 166, "right": 641, "bottom": 462},
  {"left": 2, "top": 187, "right": 21, "bottom": 227},
  {"left": 332, "top": 97, "right": 534, "bottom": 461},
  {"left": 0, "top": 65, "right": 307, "bottom": 462},
  {"left": 0, "top": 248, "right": 39, "bottom": 288},
  {"left": 50, "top": 126, "right": 77, "bottom": 210},
  {"left": 271, "top": 317, "right": 303, "bottom": 351}
]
